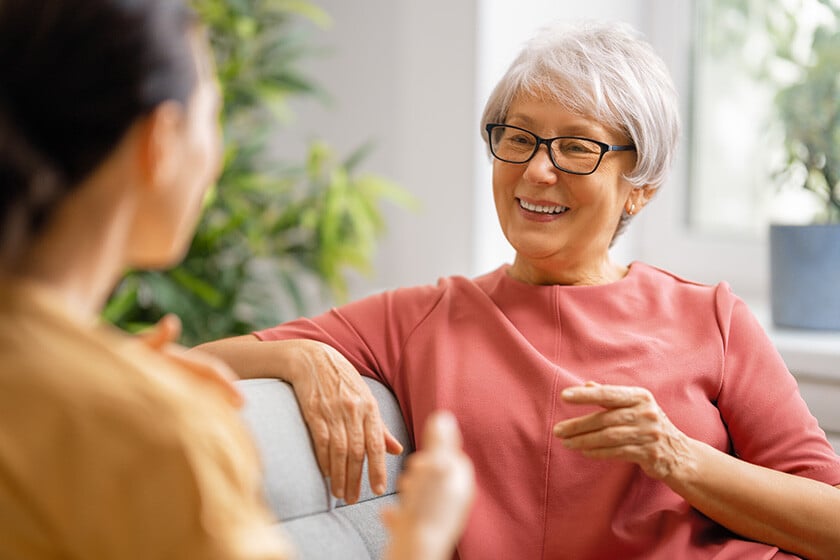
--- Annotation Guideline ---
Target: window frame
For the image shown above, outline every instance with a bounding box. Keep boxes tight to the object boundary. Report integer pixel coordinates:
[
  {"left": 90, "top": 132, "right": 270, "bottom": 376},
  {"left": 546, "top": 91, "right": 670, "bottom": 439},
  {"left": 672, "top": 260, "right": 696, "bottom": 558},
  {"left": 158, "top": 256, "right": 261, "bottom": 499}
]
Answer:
[{"left": 636, "top": 0, "right": 768, "bottom": 301}]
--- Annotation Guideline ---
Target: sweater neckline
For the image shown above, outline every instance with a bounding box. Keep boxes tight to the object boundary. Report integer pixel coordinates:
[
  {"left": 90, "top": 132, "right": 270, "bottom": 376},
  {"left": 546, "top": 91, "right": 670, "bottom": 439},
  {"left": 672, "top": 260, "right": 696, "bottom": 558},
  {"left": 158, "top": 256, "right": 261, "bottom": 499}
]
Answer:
[{"left": 493, "top": 261, "right": 646, "bottom": 293}]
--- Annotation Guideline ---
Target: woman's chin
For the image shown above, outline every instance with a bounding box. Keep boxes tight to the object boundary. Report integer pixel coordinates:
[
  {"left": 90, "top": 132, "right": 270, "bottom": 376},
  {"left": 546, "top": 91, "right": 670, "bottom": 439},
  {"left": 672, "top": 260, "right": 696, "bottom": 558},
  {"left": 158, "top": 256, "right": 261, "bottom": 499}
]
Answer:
[
  {"left": 129, "top": 243, "right": 189, "bottom": 271},
  {"left": 507, "top": 234, "right": 568, "bottom": 262}
]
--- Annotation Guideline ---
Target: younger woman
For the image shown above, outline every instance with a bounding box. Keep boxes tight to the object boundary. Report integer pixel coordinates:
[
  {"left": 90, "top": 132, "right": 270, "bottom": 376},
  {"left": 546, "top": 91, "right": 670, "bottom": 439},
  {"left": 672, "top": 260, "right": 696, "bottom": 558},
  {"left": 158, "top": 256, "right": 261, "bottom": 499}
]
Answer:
[{"left": 0, "top": 1, "right": 472, "bottom": 558}]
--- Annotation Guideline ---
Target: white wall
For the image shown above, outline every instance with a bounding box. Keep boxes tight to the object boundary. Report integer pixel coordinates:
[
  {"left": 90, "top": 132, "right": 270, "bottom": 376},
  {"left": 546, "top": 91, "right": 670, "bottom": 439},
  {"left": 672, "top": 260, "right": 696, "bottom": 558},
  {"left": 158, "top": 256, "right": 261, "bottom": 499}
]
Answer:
[{"left": 275, "top": 0, "right": 479, "bottom": 301}]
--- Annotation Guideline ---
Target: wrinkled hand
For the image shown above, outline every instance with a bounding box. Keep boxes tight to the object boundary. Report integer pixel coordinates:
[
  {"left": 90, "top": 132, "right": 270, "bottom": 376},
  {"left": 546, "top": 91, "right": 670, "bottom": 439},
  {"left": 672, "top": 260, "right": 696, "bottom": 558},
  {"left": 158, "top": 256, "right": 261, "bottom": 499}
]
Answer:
[
  {"left": 284, "top": 339, "right": 404, "bottom": 504},
  {"left": 138, "top": 314, "right": 243, "bottom": 408},
  {"left": 382, "top": 411, "right": 475, "bottom": 560},
  {"left": 553, "top": 381, "right": 692, "bottom": 480}
]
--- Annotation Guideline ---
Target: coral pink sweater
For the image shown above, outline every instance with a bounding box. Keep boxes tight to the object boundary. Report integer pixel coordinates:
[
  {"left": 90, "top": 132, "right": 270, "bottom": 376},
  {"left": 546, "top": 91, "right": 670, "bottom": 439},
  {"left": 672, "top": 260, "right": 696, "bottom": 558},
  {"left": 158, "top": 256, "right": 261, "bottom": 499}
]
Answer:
[{"left": 257, "top": 263, "right": 840, "bottom": 559}]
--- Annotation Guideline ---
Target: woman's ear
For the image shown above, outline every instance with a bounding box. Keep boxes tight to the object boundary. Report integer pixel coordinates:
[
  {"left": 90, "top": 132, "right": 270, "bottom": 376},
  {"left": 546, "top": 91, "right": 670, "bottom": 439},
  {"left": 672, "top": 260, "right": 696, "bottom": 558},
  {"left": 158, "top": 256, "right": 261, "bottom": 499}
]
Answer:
[
  {"left": 625, "top": 185, "right": 657, "bottom": 215},
  {"left": 134, "top": 101, "right": 185, "bottom": 193}
]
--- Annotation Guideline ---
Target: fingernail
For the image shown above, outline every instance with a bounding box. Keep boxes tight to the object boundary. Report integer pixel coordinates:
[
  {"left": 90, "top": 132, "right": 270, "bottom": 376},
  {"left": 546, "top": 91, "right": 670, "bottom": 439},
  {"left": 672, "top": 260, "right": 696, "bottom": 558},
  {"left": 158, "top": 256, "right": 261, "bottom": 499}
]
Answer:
[
  {"left": 562, "top": 388, "right": 577, "bottom": 398},
  {"left": 436, "top": 410, "right": 457, "bottom": 428},
  {"left": 334, "top": 487, "right": 344, "bottom": 499},
  {"left": 374, "top": 483, "right": 386, "bottom": 495}
]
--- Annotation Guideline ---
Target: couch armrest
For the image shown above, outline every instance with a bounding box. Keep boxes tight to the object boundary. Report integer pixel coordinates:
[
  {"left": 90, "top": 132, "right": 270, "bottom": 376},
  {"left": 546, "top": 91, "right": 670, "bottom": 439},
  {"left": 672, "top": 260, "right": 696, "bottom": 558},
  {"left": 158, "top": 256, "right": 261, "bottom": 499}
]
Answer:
[{"left": 238, "top": 377, "right": 412, "bottom": 559}]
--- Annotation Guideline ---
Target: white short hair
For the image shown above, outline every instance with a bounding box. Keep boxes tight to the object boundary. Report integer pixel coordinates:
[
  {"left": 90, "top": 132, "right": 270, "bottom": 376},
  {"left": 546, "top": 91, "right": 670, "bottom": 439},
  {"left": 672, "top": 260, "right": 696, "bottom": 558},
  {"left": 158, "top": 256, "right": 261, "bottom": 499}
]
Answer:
[{"left": 480, "top": 21, "right": 680, "bottom": 191}]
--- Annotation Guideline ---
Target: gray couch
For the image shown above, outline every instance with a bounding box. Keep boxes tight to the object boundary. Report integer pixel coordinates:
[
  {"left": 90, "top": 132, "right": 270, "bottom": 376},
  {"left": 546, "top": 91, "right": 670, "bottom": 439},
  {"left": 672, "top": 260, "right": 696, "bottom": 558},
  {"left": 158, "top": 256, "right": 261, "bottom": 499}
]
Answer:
[{"left": 238, "top": 378, "right": 413, "bottom": 560}]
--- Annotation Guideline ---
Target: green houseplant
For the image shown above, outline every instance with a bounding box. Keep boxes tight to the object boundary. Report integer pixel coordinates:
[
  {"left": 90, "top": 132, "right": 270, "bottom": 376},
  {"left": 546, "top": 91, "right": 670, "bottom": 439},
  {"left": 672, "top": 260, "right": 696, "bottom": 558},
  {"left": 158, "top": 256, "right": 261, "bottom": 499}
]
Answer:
[
  {"left": 771, "top": 3, "right": 840, "bottom": 223},
  {"left": 104, "top": 0, "right": 413, "bottom": 345}
]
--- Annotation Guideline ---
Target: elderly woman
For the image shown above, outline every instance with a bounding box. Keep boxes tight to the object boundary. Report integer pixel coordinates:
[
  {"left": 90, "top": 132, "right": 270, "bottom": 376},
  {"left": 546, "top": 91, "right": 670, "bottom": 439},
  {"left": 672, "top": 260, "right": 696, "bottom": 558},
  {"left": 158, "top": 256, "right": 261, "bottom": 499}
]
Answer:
[
  {"left": 0, "top": 1, "right": 472, "bottom": 558},
  {"left": 199, "top": 21, "right": 840, "bottom": 559}
]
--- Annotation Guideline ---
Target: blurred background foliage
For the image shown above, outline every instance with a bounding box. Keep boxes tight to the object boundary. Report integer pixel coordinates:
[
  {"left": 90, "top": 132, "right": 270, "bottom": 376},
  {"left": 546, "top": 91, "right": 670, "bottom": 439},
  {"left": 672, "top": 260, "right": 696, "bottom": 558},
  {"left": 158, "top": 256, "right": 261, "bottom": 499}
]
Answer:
[
  {"left": 706, "top": 0, "right": 840, "bottom": 222},
  {"left": 104, "top": 0, "right": 414, "bottom": 345}
]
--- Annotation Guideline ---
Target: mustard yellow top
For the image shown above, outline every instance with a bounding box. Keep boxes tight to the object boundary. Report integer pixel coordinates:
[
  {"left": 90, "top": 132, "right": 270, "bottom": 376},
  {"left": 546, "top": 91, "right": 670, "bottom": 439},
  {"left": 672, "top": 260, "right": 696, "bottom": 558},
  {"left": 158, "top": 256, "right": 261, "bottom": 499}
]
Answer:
[{"left": 0, "top": 280, "right": 291, "bottom": 559}]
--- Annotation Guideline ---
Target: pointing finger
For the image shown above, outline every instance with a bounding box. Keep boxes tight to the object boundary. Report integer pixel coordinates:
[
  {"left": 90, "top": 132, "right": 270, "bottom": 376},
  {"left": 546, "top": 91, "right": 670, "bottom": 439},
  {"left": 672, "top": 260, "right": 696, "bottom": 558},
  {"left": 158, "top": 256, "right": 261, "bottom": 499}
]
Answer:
[
  {"left": 561, "top": 383, "right": 650, "bottom": 408},
  {"left": 422, "top": 411, "right": 462, "bottom": 451}
]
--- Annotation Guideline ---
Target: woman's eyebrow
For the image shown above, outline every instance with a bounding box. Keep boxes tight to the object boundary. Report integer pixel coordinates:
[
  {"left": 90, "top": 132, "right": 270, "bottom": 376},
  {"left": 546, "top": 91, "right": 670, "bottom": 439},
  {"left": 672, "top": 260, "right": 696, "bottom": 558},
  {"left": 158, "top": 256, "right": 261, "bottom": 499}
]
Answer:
[
  {"left": 504, "top": 113, "right": 536, "bottom": 126},
  {"left": 557, "top": 126, "right": 603, "bottom": 138},
  {"left": 505, "top": 115, "right": 605, "bottom": 138}
]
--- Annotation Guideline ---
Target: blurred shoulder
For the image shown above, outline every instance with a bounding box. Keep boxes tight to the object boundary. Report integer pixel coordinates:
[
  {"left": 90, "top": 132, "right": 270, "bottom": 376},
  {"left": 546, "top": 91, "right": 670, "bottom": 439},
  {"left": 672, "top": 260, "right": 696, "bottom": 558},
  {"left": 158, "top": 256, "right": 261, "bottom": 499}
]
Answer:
[{"left": 0, "top": 290, "right": 249, "bottom": 463}]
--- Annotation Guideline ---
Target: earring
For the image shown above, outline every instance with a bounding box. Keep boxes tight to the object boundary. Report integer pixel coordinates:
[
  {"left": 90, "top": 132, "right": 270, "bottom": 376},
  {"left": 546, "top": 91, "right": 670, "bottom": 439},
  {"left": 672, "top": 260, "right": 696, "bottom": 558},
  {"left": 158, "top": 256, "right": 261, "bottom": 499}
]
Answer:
[{"left": 628, "top": 203, "right": 636, "bottom": 216}]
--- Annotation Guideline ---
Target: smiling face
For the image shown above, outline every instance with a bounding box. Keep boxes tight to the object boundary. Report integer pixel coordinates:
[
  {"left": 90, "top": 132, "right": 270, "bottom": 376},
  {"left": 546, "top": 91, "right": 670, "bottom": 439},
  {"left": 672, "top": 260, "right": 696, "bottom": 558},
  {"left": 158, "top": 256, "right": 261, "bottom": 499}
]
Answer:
[{"left": 492, "top": 94, "right": 647, "bottom": 285}]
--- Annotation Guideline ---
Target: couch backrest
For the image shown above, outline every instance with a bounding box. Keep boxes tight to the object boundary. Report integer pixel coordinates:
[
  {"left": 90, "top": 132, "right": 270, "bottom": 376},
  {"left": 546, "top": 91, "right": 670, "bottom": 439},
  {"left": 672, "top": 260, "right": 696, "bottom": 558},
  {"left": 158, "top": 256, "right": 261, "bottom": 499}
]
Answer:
[{"left": 238, "top": 377, "right": 412, "bottom": 560}]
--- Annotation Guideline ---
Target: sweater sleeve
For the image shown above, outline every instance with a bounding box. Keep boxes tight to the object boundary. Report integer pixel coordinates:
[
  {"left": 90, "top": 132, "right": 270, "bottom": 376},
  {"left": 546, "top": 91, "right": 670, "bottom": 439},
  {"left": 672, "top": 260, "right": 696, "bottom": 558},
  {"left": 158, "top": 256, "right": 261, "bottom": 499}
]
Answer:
[
  {"left": 254, "top": 283, "right": 446, "bottom": 387},
  {"left": 715, "top": 284, "right": 840, "bottom": 485}
]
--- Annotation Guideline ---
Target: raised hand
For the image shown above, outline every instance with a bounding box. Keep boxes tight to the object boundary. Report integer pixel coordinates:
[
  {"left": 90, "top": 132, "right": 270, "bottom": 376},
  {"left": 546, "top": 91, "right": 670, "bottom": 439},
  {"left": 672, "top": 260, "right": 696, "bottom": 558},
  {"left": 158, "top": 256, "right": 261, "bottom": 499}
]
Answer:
[
  {"left": 553, "top": 381, "right": 692, "bottom": 480},
  {"left": 382, "top": 411, "right": 475, "bottom": 560}
]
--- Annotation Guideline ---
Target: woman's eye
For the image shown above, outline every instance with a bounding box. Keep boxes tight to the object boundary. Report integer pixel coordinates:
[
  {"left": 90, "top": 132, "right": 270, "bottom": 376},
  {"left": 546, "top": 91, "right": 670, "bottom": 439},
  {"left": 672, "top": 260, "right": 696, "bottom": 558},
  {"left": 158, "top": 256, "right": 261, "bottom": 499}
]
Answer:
[
  {"left": 559, "top": 140, "right": 597, "bottom": 154},
  {"left": 509, "top": 134, "right": 533, "bottom": 145}
]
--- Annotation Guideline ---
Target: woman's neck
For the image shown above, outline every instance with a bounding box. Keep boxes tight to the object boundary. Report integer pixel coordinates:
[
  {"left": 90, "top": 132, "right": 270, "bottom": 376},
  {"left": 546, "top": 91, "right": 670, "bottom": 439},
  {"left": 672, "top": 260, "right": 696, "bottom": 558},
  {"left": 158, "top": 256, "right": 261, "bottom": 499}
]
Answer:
[
  {"left": 14, "top": 172, "right": 135, "bottom": 322},
  {"left": 508, "top": 254, "right": 629, "bottom": 286}
]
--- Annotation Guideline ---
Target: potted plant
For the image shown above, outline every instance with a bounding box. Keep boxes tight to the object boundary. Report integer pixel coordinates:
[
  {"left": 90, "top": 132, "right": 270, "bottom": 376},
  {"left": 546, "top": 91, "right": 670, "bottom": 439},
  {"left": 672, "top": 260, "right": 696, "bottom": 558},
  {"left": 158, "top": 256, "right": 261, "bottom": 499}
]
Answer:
[
  {"left": 104, "top": 0, "right": 413, "bottom": 345},
  {"left": 766, "top": 2, "right": 840, "bottom": 329}
]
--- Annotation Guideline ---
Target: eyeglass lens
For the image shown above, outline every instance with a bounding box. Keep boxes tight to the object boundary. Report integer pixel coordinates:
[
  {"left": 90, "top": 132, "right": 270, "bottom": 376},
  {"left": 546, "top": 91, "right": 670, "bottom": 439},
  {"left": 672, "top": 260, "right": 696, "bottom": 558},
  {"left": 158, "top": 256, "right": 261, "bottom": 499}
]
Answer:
[{"left": 489, "top": 125, "right": 603, "bottom": 174}]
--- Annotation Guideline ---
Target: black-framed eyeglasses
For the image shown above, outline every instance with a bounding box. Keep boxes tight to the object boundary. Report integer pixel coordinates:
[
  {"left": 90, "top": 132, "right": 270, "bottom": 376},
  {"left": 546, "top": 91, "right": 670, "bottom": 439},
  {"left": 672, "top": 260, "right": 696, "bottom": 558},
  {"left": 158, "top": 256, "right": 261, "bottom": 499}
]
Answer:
[{"left": 485, "top": 123, "right": 635, "bottom": 175}]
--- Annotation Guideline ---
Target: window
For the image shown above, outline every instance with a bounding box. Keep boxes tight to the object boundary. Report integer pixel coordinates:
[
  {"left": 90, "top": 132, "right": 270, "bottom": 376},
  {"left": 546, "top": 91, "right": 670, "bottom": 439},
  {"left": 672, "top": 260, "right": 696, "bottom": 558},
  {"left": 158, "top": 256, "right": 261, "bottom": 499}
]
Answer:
[
  {"left": 689, "top": 0, "right": 838, "bottom": 237},
  {"left": 639, "top": 0, "right": 839, "bottom": 301}
]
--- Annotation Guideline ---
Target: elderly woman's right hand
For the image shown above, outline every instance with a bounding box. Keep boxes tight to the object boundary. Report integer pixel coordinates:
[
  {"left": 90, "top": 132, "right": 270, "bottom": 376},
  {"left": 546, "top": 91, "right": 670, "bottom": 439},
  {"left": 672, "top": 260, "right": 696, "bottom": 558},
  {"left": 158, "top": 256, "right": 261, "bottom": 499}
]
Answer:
[{"left": 283, "top": 339, "right": 404, "bottom": 504}]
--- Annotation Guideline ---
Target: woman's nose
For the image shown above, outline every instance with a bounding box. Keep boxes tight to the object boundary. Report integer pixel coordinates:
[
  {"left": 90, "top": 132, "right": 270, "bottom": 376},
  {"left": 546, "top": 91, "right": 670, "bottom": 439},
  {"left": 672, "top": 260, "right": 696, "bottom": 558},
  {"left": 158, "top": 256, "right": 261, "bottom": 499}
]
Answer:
[{"left": 522, "top": 146, "right": 558, "bottom": 185}]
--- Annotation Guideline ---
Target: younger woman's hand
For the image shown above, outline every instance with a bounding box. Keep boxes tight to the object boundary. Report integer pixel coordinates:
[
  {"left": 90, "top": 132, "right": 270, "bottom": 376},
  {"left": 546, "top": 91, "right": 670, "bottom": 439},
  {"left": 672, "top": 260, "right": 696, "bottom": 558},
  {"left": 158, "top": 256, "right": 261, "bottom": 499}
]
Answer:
[
  {"left": 138, "top": 314, "right": 243, "bottom": 407},
  {"left": 553, "top": 381, "right": 692, "bottom": 480},
  {"left": 382, "top": 411, "right": 475, "bottom": 560}
]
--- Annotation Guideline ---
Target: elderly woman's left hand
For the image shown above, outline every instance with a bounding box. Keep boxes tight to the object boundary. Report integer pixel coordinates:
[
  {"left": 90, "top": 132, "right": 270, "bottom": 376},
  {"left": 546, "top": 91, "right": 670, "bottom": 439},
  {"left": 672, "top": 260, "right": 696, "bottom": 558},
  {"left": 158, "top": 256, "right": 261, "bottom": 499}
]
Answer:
[{"left": 553, "top": 381, "right": 693, "bottom": 480}]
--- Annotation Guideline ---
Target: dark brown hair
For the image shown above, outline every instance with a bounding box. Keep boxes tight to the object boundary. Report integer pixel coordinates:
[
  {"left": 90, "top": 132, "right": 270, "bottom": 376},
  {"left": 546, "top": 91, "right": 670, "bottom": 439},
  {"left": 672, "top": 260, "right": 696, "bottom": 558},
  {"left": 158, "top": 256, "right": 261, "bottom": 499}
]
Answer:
[{"left": 0, "top": 0, "right": 199, "bottom": 262}]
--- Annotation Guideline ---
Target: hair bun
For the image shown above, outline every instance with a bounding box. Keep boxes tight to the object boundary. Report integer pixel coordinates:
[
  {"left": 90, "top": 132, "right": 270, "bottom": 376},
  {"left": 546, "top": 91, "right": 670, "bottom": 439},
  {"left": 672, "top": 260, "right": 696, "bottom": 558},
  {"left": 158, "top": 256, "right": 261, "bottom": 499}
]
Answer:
[{"left": 0, "top": 107, "right": 63, "bottom": 263}]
